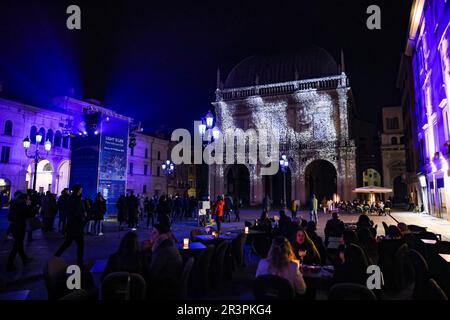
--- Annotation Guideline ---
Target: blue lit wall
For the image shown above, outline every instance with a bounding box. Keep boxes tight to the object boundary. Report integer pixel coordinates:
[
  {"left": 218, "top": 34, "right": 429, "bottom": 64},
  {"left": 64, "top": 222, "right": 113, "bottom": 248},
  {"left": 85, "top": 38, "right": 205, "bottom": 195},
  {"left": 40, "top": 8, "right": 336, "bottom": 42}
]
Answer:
[{"left": 410, "top": 0, "right": 450, "bottom": 219}]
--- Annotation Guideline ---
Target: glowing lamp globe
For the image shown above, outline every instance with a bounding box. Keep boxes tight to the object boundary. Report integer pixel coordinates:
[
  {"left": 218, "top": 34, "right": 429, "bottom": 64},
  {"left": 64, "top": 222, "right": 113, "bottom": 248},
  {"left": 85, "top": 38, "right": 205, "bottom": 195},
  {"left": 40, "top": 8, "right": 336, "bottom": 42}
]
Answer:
[{"left": 23, "top": 137, "right": 31, "bottom": 149}]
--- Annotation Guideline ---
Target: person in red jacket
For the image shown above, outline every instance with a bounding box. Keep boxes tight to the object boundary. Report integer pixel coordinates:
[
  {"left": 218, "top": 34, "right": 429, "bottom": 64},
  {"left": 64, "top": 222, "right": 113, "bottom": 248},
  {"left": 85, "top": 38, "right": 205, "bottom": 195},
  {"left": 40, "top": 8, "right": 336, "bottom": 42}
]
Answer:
[{"left": 213, "top": 195, "right": 224, "bottom": 233}]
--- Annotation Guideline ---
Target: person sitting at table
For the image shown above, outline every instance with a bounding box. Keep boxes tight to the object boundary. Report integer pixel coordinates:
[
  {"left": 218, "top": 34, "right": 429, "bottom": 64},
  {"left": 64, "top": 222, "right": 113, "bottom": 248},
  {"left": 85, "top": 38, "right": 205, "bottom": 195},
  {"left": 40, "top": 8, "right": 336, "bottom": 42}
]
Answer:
[
  {"left": 332, "top": 243, "right": 369, "bottom": 286},
  {"left": 377, "top": 225, "right": 409, "bottom": 292},
  {"left": 355, "top": 226, "right": 378, "bottom": 264},
  {"left": 256, "top": 236, "right": 306, "bottom": 296},
  {"left": 324, "top": 212, "right": 345, "bottom": 246},
  {"left": 146, "top": 223, "right": 183, "bottom": 299},
  {"left": 291, "top": 227, "right": 321, "bottom": 265},
  {"left": 254, "top": 209, "right": 272, "bottom": 234},
  {"left": 305, "top": 221, "right": 327, "bottom": 265},
  {"left": 102, "top": 231, "right": 149, "bottom": 281},
  {"left": 356, "top": 214, "right": 376, "bottom": 238}
]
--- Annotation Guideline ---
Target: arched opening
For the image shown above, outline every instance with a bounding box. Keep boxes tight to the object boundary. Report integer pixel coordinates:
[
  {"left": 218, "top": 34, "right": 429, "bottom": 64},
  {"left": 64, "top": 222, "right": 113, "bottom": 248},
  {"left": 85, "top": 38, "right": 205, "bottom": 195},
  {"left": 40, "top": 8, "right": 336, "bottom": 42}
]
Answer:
[
  {"left": 56, "top": 160, "right": 70, "bottom": 195},
  {"left": 62, "top": 135, "right": 70, "bottom": 149},
  {"left": 393, "top": 176, "right": 407, "bottom": 204},
  {"left": 4, "top": 120, "right": 13, "bottom": 136},
  {"left": 225, "top": 164, "right": 250, "bottom": 206},
  {"left": 263, "top": 167, "right": 292, "bottom": 208},
  {"left": 54, "top": 131, "right": 62, "bottom": 147},
  {"left": 27, "top": 160, "right": 53, "bottom": 193},
  {"left": 305, "top": 160, "right": 337, "bottom": 204},
  {"left": 0, "top": 178, "right": 11, "bottom": 205},
  {"left": 46, "top": 129, "right": 54, "bottom": 144},
  {"left": 30, "top": 126, "right": 37, "bottom": 144},
  {"left": 38, "top": 127, "right": 46, "bottom": 145},
  {"left": 391, "top": 136, "right": 398, "bottom": 145},
  {"left": 362, "top": 168, "right": 381, "bottom": 187}
]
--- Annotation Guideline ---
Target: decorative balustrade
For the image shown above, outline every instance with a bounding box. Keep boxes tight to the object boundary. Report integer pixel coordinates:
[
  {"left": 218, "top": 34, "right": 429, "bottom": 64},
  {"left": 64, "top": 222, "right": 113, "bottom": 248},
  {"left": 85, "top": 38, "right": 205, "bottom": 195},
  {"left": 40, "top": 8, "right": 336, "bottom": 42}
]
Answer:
[{"left": 217, "top": 74, "right": 348, "bottom": 101}]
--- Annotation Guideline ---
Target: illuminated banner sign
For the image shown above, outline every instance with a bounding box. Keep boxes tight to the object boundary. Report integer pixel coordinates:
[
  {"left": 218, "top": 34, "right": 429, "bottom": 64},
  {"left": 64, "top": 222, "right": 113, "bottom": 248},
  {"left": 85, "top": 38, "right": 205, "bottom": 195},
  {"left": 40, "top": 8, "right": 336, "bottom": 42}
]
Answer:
[
  {"left": 70, "top": 111, "right": 129, "bottom": 215},
  {"left": 98, "top": 116, "right": 129, "bottom": 214}
]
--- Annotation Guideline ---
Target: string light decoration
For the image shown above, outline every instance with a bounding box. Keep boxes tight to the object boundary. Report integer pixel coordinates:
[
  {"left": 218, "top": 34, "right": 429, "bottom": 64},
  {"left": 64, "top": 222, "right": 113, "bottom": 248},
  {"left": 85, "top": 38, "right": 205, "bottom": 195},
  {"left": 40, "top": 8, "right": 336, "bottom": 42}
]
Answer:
[{"left": 211, "top": 72, "right": 357, "bottom": 203}]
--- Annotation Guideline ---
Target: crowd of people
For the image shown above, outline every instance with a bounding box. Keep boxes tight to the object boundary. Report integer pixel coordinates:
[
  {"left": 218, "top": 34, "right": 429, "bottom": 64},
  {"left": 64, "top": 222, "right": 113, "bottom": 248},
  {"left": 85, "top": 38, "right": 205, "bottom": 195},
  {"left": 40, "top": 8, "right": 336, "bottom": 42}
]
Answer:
[
  {"left": 116, "top": 192, "right": 199, "bottom": 231},
  {"left": 4, "top": 184, "right": 442, "bottom": 300},
  {"left": 250, "top": 205, "right": 424, "bottom": 297}
]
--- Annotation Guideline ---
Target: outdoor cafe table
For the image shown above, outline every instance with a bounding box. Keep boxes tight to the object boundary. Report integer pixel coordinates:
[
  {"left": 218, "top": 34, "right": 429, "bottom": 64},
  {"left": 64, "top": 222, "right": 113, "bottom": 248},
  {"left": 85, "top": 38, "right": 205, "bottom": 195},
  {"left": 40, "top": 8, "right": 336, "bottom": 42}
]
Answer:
[
  {"left": 193, "top": 234, "right": 235, "bottom": 245},
  {"left": 300, "top": 265, "right": 334, "bottom": 300},
  {"left": 0, "top": 290, "right": 30, "bottom": 300},
  {"left": 439, "top": 254, "right": 450, "bottom": 263},
  {"left": 177, "top": 241, "right": 207, "bottom": 260}
]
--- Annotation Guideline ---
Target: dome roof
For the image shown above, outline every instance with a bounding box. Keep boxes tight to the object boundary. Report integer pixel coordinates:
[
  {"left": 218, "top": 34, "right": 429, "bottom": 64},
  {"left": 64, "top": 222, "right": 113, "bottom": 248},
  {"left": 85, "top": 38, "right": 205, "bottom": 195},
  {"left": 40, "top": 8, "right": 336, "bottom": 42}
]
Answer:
[{"left": 223, "top": 46, "right": 339, "bottom": 89}]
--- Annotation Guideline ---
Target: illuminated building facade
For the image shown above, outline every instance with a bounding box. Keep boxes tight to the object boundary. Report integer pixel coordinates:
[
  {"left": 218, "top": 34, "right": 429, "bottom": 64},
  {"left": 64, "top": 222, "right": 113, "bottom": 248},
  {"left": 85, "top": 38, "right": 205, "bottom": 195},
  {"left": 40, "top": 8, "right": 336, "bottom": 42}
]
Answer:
[
  {"left": 211, "top": 47, "right": 356, "bottom": 206},
  {"left": 380, "top": 106, "right": 407, "bottom": 204},
  {"left": 0, "top": 96, "right": 171, "bottom": 207},
  {"left": 401, "top": 0, "right": 450, "bottom": 219}
]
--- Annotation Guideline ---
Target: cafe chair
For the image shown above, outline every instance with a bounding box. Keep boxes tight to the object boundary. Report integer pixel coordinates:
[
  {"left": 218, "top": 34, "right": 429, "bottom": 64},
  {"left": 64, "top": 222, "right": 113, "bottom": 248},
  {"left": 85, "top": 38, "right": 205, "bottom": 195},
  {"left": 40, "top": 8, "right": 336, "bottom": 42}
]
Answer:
[
  {"left": 328, "top": 283, "right": 377, "bottom": 300},
  {"left": 425, "top": 279, "right": 448, "bottom": 300},
  {"left": 253, "top": 275, "right": 295, "bottom": 300},
  {"left": 436, "top": 241, "right": 450, "bottom": 254},
  {"left": 408, "top": 249, "right": 430, "bottom": 300},
  {"left": 44, "top": 257, "right": 70, "bottom": 300},
  {"left": 179, "top": 257, "right": 195, "bottom": 299},
  {"left": 232, "top": 233, "right": 248, "bottom": 268},
  {"left": 382, "top": 222, "right": 390, "bottom": 237},
  {"left": 251, "top": 236, "right": 272, "bottom": 258},
  {"left": 59, "top": 289, "right": 89, "bottom": 300},
  {"left": 408, "top": 225, "right": 427, "bottom": 233},
  {"left": 101, "top": 272, "right": 146, "bottom": 300},
  {"left": 190, "top": 245, "right": 215, "bottom": 298},
  {"left": 211, "top": 240, "right": 231, "bottom": 290}
]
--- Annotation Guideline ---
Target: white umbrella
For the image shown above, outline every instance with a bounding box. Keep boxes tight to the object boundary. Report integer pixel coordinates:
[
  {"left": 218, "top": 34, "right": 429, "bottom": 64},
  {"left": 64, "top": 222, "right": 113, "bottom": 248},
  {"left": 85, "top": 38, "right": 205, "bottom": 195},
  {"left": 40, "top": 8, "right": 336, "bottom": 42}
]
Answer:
[{"left": 352, "top": 186, "right": 393, "bottom": 194}]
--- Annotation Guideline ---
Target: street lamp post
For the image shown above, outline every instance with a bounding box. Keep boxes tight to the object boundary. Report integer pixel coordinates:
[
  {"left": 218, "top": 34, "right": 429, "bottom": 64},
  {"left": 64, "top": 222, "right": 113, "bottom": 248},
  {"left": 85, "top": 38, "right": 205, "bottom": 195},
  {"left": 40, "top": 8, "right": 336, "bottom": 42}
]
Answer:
[
  {"left": 198, "top": 110, "right": 219, "bottom": 201},
  {"left": 23, "top": 134, "right": 52, "bottom": 191},
  {"left": 161, "top": 159, "right": 175, "bottom": 195},
  {"left": 279, "top": 154, "right": 289, "bottom": 210}
]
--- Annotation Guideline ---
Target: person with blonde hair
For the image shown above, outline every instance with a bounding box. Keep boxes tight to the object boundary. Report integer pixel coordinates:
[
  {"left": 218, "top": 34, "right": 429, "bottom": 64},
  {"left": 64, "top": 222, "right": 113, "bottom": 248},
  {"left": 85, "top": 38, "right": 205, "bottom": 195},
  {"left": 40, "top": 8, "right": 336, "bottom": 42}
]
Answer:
[{"left": 256, "top": 236, "right": 306, "bottom": 295}]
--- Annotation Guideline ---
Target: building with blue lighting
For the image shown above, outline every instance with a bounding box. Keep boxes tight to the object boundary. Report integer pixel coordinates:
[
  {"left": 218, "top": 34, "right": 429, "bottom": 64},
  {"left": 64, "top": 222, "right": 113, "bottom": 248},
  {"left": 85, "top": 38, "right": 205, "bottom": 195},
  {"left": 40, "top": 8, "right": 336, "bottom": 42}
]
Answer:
[
  {"left": 0, "top": 96, "right": 172, "bottom": 209},
  {"left": 400, "top": 0, "right": 450, "bottom": 220}
]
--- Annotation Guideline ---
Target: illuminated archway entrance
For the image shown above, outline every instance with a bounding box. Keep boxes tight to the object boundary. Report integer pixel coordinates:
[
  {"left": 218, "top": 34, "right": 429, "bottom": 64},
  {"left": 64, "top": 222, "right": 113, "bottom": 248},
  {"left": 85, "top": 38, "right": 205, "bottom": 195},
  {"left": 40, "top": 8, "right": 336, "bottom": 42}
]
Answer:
[
  {"left": 56, "top": 160, "right": 70, "bottom": 195},
  {"left": 305, "top": 160, "right": 337, "bottom": 203},
  {"left": 225, "top": 165, "right": 250, "bottom": 206},
  {"left": 27, "top": 160, "right": 53, "bottom": 193}
]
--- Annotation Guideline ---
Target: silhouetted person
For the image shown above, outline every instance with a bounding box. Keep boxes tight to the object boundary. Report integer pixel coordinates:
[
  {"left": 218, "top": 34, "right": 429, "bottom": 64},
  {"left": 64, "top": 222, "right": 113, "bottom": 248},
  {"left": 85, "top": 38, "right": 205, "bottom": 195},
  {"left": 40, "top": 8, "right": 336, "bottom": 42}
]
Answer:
[
  {"left": 7, "top": 192, "right": 33, "bottom": 272},
  {"left": 54, "top": 184, "right": 86, "bottom": 268},
  {"left": 57, "top": 189, "right": 70, "bottom": 234}
]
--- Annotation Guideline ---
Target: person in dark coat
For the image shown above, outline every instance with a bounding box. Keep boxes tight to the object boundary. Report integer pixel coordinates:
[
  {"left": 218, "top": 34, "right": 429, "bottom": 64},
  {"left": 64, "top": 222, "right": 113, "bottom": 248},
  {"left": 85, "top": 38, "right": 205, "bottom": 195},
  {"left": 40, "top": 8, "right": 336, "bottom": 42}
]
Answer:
[
  {"left": 146, "top": 223, "right": 183, "bottom": 299},
  {"left": 146, "top": 196, "right": 156, "bottom": 228},
  {"left": 223, "top": 194, "right": 233, "bottom": 223},
  {"left": 254, "top": 209, "right": 272, "bottom": 234},
  {"left": 57, "top": 188, "right": 70, "bottom": 234},
  {"left": 102, "top": 231, "right": 149, "bottom": 281},
  {"left": 306, "top": 221, "right": 327, "bottom": 265},
  {"left": 324, "top": 211, "right": 345, "bottom": 246},
  {"left": 7, "top": 192, "right": 34, "bottom": 272},
  {"left": 156, "top": 195, "right": 172, "bottom": 227},
  {"left": 332, "top": 243, "right": 369, "bottom": 286},
  {"left": 54, "top": 184, "right": 86, "bottom": 268},
  {"left": 127, "top": 191, "right": 139, "bottom": 228},
  {"left": 116, "top": 194, "right": 127, "bottom": 231},
  {"left": 233, "top": 197, "right": 241, "bottom": 222},
  {"left": 92, "top": 192, "right": 107, "bottom": 236},
  {"left": 42, "top": 191, "right": 57, "bottom": 232}
]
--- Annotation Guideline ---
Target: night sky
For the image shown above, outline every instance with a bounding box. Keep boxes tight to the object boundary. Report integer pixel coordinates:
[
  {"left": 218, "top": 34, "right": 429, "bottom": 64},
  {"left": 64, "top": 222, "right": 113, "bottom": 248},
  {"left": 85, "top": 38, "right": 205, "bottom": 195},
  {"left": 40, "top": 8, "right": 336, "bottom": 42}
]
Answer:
[{"left": 0, "top": 0, "right": 412, "bottom": 133}]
